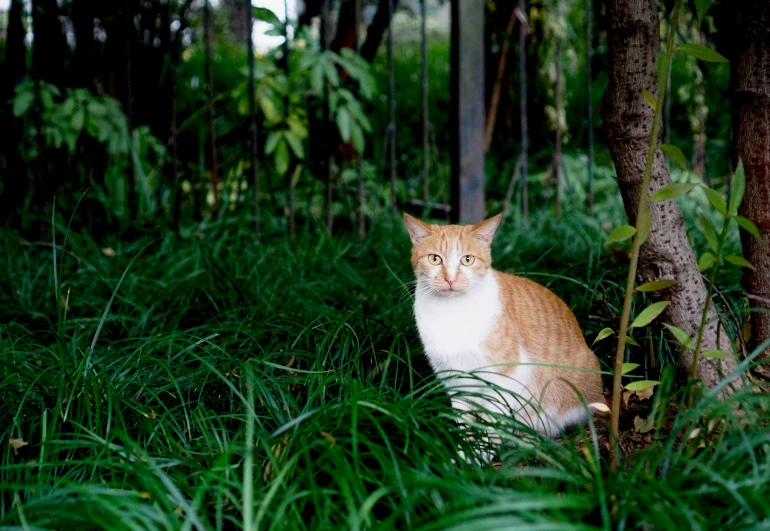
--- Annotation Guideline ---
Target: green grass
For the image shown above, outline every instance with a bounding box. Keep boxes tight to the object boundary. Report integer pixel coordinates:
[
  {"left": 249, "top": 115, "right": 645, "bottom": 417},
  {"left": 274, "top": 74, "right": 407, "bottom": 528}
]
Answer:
[{"left": 1, "top": 211, "right": 769, "bottom": 530}]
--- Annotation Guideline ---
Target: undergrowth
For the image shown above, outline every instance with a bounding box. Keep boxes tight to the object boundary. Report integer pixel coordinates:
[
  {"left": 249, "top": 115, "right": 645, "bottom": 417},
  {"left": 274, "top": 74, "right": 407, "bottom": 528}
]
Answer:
[{"left": 1, "top": 211, "right": 768, "bottom": 529}]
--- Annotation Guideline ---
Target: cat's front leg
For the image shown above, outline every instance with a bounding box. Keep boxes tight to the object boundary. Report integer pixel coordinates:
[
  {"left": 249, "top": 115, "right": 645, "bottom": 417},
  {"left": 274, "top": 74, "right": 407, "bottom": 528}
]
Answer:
[{"left": 451, "top": 398, "right": 497, "bottom": 466}]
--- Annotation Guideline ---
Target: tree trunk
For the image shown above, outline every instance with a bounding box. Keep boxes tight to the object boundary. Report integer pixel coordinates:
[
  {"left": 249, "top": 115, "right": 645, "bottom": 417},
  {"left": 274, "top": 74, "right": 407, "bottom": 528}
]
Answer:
[
  {"left": 222, "top": 0, "right": 252, "bottom": 44},
  {"left": 553, "top": 38, "right": 563, "bottom": 218},
  {"left": 485, "top": 6, "right": 517, "bottom": 153},
  {"left": 204, "top": 0, "right": 221, "bottom": 217},
  {"left": 31, "top": 0, "right": 67, "bottom": 88},
  {"left": 0, "top": 0, "right": 28, "bottom": 226},
  {"left": 601, "top": 0, "right": 741, "bottom": 391},
  {"left": 518, "top": 0, "right": 529, "bottom": 219},
  {"left": 586, "top": 0, "right": 595, "bottom": 213},
  {"left": 732, "top": 1, "right": 770, "bottom": 378},
  {"left": 360, "top": 0, "right": 400, "bottom": 62}
]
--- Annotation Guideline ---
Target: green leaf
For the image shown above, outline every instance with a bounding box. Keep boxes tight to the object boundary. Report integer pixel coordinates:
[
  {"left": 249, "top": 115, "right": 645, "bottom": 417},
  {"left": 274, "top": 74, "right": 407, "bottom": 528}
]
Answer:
[
  {"left": 694, "top": 0, "right": 713, "bottom": 23},
  {"left": 730, "top": 159, "right": 746, "bottom": 214},
  {"left": 71, "top": 108, "right": 85, "bottom": 132},
  {"left": 253, "top": 7, "right": 282, "bottom": 28},
  {"left": 663, "top": 323, "right": 694, "bottom": 350},
  {"left": 286, "top": 115, "right": 309, "bottom": 140},
  {"left": 677, "top": 43, "right": 729, "bottom": 63},
  {"left": 592, "top": 327, "right": 614, "bottom": 346},
  {"left": 311, "top": 64, "right": 325, "bottom": 95},
  {"left": 642, "top": 88, "right": 657, "bottom": 110},
  {"left": 12, "top": 90, "right": 35, "bottom": 117},
  {"left": 701, "top": 214, "right": 719, "bottom": 253},
  {"left": 630, "top": 301, "right": 670, "bottom": 329},
  {"left": 660, "top": 144, "right": 688, "bottom": 169},
  {"left": 638, "top": 208, "right": 652, "bottom": 245},
  {"left": 274, "top": 140, "right": 290, "bottom": 176},
  {"left": 702, "top": 187, "right": 727, "bottom": 215},
  {"left": 624, "top": 380, "right": 661, "bottom": 392},
  {"left": 702, "top": 349, "right": 734, "bottom": 359},
  {"left": 324, "top": 60, "right": 340, "bottom": 87},
  {"left": 336, "top": 107, "right": 352, "bottom": 142},
  {"left": 265, "top": 131, "right": 281, "bottom": 155},
  {"left": 625, "top": 336, "right": 641, "bottom": 347},
  {"left": 259, "top": 95, "right": 279, "bottom": 123},
  {"left": 622, "top": 363, "right": 640, "bottom": 375},
  {"left": 351, "top": 123, "right": 365, "bottom": 153},
  {"left": 698, "top": 251, "right": 717, "bottom": 272},
  {"left": 735, "top": 215, "right": 761, "bottom": 240},
  {"left": 283, "top": 131, "right": 305, "bottom": 159},
  {"left": 724, "top": 254, "right": 755, "bottom": 270},
  {"left": 637, "top": 279, "right": 679, "bottom": 292},
  {"left": 650, "top": 182, "right": 697, "bottom": 201},
  {"left": 606, "top": 225, "right": 636, "bottom": 245}
]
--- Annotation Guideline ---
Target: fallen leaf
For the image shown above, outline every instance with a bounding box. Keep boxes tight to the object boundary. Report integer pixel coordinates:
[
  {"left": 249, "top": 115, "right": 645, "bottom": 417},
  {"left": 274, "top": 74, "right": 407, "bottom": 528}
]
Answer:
[
  {"left": 588, "top": 402, "right": 610, "bottom": 414},
  {"left": 101, "top": 247, "right": 116, "bottom": 257},
  {"left": 622, "top": 390, "right": 633, "bottom": 408},
  {"left": 636, "top": 386, "right": 655, "bottom": 401},
  {"left": 320, "top": 431, "right": 337, "bottom": 448},
  {"left": 633, "top": 415, "right": 654, "bottom": 434},
  {"left": 688, "top": 428, "right": 701, "bottom": 440},
  {"left": 9, "top": 438, "right": 28, "bottom": 456},
  {"left": 263, "top": 437, "right": 289, "bottom": 483}
]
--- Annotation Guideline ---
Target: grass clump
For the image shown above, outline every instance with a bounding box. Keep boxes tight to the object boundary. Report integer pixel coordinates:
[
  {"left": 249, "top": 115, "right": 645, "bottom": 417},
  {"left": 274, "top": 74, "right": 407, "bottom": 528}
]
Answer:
[{"left": 1, "top": 212, "right": 769, "bottom": 529}]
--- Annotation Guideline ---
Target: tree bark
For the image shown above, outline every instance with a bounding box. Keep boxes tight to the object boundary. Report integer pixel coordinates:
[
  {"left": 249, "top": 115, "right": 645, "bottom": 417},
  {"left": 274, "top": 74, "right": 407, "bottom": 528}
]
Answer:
[
  {"left": 601, "top": 0, "right": 741, "bottom": 391},
  {"left": 0, "top": 0, "right": 28, "bottom": 226},
  {"left": 222, "top": 0, "right": 252, "bottom": 45},
  {"left": 360, "top": 0, "right": 400, "bottom": 62},
  {"left": 518, "top": 0, "right": 529, "bottom": 219},
  {"left": 485, "top": 6, "right": 517, "bottom": 153},
  {"left": 732, "top": 1, "right": 770, "bottom": 378},
  {"left": 553, "top": 38, "right": 563, "bottom": 218}
]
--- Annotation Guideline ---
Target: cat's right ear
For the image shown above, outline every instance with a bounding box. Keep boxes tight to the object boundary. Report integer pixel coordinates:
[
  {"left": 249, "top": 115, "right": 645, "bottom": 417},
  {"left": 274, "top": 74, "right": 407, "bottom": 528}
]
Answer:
[{"left": 403, "top": 213, "right": 433, "bottom": 245}]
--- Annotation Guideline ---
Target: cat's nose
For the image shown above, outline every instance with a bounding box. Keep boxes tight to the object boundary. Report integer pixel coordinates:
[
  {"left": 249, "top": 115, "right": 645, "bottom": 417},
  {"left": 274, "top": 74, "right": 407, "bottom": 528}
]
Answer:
[{"left": 445, "top": 275, "right": 455, "bottom": 284}]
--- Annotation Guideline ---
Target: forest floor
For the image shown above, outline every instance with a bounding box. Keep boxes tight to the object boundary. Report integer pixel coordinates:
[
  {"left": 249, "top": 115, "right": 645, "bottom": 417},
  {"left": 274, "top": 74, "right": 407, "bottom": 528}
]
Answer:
[{"left": 1, "top": 212, "right": 768, "bottom": 529}]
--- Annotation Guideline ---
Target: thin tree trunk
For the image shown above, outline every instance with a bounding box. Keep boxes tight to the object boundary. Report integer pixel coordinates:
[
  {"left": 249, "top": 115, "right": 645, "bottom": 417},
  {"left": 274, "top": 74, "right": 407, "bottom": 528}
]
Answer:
[
  {"left": 322, "top": 0, "right": 333, "bottom": 234},
  {"left": 283, "top": 0, "right": 295, "bottom": 236},
  {"left": 222, "top": 0, "right": 251, "bottom": 44},
  {"left": 204, "top": 0, "right": 221, "bottom": 217},
  {"left": 485, "top": 6, "right": 517, "bottom": 153},
  {"left": 732, "top": 1, "right": 770, "bottom": 378},
  {"left": 247, "top": 0, "right": 261, "bottom": 233},
  {"left": 0, "top": 0, "right": 28, "bottom": 225},
  {"left": 553, "top": 38, "right": 563, "bottom": 218},
  {"left": 360, "top": 0, "right": 400, "bottom": 62},
  {"left": 357, "top": 0, "right": 366, "bottom": 239},
  {"left": 518, "top": 0, "right": 529, "bottom": 219},
  {"left": 586, "top": 0, "right": 595, "bottom": 213},
  {"left": 387, "top": 0, "right": 397, "bottom": 219},
  {"left": 421, "top": 0, "right": 430, "bottom": 203},
  {"left": 601, "top": 0, "right": 740, "bottom": 391}
]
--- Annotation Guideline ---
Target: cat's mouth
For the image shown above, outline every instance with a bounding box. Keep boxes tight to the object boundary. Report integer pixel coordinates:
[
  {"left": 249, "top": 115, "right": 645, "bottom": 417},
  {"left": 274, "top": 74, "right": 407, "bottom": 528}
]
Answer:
[{"left": 438, "top": 286, "right": 464, "bottom": 296}]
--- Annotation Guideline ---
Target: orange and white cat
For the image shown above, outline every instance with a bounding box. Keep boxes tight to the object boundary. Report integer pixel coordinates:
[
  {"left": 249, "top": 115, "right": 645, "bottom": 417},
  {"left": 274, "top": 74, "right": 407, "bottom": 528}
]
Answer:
[{"left": 404, "top": 213, "right": 604, "bottom": 452}]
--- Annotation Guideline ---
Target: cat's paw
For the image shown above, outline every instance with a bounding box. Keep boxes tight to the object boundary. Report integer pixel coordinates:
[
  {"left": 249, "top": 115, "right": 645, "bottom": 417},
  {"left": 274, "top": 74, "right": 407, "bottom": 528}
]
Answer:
[{"left": 454, "top": 445, "right": 495, "bottom": 467}]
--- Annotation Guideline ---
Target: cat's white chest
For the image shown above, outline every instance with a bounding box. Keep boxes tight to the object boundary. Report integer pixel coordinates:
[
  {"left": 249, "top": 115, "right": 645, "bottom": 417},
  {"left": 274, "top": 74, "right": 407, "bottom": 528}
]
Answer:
[{"left": 414, "top": 273, "right": 502, "bottom": 373}]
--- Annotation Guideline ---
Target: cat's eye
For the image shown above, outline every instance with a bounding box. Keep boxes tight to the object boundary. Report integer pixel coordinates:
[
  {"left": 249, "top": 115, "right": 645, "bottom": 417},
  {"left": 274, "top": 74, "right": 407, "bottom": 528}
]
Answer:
[
  {"left": 461, "top": 255, "right": 475, "bottom": 266},
  {"left": 428, "top": 254, "right": 442, "bottom": 265}
]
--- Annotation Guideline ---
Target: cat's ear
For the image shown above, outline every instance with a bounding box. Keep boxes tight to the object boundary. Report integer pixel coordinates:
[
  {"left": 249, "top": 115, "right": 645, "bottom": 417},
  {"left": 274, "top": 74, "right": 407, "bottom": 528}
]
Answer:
[
  {"left": 471, "top": 214, "right": 502, "bottom": 244},
  {"left": 403, "top": 213, "right": 433, "bottom": 245}
]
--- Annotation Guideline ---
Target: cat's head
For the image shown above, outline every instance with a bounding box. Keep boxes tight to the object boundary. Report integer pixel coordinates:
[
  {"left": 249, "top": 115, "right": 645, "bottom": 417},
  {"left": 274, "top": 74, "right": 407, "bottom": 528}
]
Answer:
[{"left": 403, "top": 213, "right": 502, "bottom": 297}]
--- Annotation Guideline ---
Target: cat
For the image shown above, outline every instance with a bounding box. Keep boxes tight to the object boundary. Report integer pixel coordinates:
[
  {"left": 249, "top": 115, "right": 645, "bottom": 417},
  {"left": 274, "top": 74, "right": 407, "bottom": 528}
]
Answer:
[{"left": 404, "top": 212, "right": 605, "bottom": 459}]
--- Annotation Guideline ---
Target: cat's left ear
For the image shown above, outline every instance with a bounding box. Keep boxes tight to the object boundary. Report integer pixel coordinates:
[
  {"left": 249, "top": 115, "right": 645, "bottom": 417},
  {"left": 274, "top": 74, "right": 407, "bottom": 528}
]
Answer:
[{"left": 471, "top": 214, "right": 502, "bottom": 244}]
